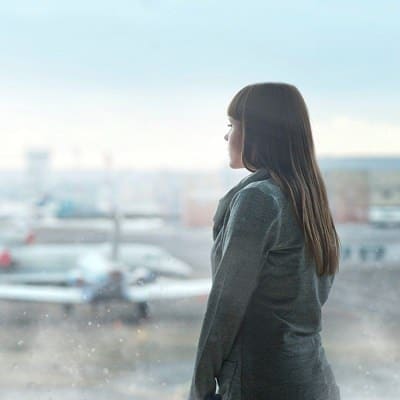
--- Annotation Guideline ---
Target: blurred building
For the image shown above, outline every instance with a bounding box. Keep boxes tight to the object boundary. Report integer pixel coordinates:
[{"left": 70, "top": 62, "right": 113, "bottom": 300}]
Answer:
[
  {"left": 2, "top": 156, "right": 399, "bottom": 227},
  {"left": 320, "top": 157, "right": 400, "bottom": 224},
  {"left": 181, "top": 170, "right": 226, "bottom": 227},
  {"left": 25, "top": 149, "right": 51, "bottom": 200},
  {"left": 182, "top": 157, "right": 400, "bottom": 227},
  {"left": 182, "top": 189, "right": 221, "bottom": 227},
  {"left": 368, "top": 170, "right": 400, "bottom": 225},
  {"left": 322, "top": 169, "right": 369, "bottom": 223}
]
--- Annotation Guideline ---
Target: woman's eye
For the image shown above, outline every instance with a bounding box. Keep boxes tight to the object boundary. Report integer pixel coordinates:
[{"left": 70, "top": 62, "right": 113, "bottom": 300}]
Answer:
[{"left": 227, "top": 124, "right": 232, "bottom": 128}]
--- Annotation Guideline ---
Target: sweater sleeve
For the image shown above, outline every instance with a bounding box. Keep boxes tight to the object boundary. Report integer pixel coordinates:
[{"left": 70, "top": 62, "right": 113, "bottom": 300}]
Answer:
[{"left": 188, "top": 187, "right": 282, "bottom": 400}]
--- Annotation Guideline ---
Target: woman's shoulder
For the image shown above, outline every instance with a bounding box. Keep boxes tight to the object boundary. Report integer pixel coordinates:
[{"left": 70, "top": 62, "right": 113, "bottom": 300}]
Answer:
[
  {"left": 233, "top": 178, "right": 284, "bottom": 207},
  {"left": 228, "top": 180, "right": 283, "bottom": 223}
]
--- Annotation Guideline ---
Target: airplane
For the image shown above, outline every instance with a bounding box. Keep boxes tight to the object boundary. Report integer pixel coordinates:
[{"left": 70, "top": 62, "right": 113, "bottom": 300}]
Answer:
[
  {"left": 0, "top": 211, "right": 212, "bottom": 322},
  {"left": 4, "top": 242, "right": 195, "bottom": 279}
]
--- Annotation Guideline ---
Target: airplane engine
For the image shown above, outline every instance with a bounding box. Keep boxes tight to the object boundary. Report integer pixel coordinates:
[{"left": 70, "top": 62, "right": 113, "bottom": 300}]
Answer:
[{"left": 131, "top": 267, "right": 157, "bottom": 286}]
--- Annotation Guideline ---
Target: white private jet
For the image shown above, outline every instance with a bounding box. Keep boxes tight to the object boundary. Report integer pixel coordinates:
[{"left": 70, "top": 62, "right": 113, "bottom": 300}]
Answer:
[{"left": 0, "top": 212, "right": 212, "bottom": 321}]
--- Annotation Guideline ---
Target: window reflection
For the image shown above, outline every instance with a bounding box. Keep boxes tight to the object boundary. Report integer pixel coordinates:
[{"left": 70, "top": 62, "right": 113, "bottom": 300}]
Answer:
[{"left": 0, "top": 2, "right": 398, "bottom": 399}]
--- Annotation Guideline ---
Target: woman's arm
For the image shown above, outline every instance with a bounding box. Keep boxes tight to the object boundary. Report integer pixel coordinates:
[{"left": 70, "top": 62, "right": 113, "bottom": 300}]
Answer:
[{"left": 188, "top": 187, "right": 282, "bottom": 400}]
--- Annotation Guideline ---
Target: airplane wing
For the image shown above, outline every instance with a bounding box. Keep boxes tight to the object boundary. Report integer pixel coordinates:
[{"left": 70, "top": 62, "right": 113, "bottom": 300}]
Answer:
[
  {"left": 0, "top": 284, "right": 88, "bottom": 304},
  {"left": 0, "top": 272, "right": 70, "bottom": 285},
  {"left": 116, "top": 245, "right": 192, "bottom": 278},
  {"left": 124, "top": 277, "right": 211, "bottom": 302}
]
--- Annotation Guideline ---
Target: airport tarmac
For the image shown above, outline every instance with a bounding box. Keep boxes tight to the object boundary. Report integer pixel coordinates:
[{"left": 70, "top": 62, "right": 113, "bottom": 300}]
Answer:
[{"left": 0, "top": 222, "right": 399, "bottom": 399}]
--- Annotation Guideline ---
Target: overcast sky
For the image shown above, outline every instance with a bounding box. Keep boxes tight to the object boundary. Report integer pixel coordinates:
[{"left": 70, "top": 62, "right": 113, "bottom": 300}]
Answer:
[{"left": 1, "top": 1, "right": 399, "bottom": 170}]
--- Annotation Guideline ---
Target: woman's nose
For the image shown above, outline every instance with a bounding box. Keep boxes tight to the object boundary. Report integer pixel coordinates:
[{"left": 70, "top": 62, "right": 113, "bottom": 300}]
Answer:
[{"left": 224, "top": 133, "right": 228, "bottom": 141}]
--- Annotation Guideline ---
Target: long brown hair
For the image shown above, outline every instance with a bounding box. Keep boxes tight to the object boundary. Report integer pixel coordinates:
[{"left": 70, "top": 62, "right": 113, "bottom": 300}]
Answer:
[{"left": 227, "top": 82, "right": 340, "bottom": 276}]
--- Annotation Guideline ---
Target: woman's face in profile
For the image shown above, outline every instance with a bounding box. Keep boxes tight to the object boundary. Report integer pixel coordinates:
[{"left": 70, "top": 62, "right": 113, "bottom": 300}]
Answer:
[{"left": 224, "top": 116, "right": 244, "bottom": 169}]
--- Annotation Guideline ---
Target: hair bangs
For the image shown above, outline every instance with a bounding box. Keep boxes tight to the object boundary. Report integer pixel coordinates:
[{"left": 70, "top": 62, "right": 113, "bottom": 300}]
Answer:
[{"left": 227, "top": 85, "right": 251, "bottom": 121}]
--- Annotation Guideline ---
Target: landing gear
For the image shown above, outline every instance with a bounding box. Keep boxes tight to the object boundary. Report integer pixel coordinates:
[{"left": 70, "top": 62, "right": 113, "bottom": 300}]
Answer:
[
  {"left": 137, "top": 301, "right": 150, "bottom": 321},
  {"left": 118, "top": 301, "right": 150, "bottom": 324},
  {"left": 62, "top": 304, "right": 74, "bottom": 318}
]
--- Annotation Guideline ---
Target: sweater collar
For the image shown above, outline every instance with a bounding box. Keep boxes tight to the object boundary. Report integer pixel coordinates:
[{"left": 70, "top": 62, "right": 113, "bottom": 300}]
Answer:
[{"left": 212, "top": 167, "right": 271, "bottom": 240}]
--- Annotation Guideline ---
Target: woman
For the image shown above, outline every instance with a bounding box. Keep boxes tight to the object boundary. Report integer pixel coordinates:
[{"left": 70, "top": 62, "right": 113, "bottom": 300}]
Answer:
[{"left": 188, "top": 83, "right": 341, "bottom": 400}]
